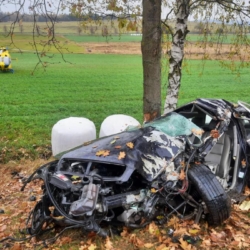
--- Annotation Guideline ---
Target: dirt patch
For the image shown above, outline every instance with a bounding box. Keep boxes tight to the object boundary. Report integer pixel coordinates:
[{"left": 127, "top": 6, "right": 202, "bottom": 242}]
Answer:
[
  {"left": 82, "top": 42, "right": 141, "bottom": 55},
  {"left": 81, "top": 42, "right": 248, "bottom": 61}
]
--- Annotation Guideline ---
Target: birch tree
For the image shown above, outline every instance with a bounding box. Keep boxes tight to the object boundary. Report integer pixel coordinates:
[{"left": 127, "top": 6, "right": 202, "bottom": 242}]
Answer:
[{"left": 162, "top": 0, "right": 250, "bottom": 113}]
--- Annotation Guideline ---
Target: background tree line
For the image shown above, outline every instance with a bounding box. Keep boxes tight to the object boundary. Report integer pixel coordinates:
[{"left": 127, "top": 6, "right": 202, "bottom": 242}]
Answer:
[{"left": 0, "top": 12, "right": 109, "bottom": 22}]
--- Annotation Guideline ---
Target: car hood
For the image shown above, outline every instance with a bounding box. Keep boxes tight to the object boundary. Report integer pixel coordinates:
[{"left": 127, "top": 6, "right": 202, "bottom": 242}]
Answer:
[{"left": 59, "top": 125, "right": 185, "bottom": 181}]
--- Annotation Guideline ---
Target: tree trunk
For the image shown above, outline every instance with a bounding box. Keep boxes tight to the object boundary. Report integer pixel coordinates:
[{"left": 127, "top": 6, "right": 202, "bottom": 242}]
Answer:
[
  {"left": 163, "top": 0, "right": 190, "bottom": 114},
  {"left": 141, "top": 0, "right": 162, "bottom": 122}
]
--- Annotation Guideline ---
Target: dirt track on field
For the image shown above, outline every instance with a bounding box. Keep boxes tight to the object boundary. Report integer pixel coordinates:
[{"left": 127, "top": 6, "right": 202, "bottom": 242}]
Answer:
[
  {"left": 83, "top": 42, "right": 141, "bottom": 55},
  {"left": 82, "top": 42, "right": 249, "bottom": 61}
]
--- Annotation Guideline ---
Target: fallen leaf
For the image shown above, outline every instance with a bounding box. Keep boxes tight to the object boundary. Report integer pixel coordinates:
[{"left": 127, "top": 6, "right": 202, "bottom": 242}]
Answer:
[
  {"left": 96, "top": 150, "right": 110, "bottom": 157},
  {"left": 148, "top": 221, "right": 160, "bottom": 236},
  {"left": 210, "top": 230, "right": 226, "bottom": 242},
  {"left": 120, "top": 227, "right": 129, "bottom": 237},
  {"left": 167, "top": 216, "right": 180, "bottom": 228},
  {"left": 244, "top": 186, "right": 250, "bottom": 196},
  {"left": 180, "top": 161, "right": 185, "bottom": 167},
  {"left": 239, "top": 200, "right": 250, "bottom": 211},
  {"left": 79, "top": 245, "right": 88, "bottom": 250},
  {"left": 192, "top": 223, "right": 201, "bottom": 229},
  {"left": 230, "top": 241, "right": 241, "bottom": 247},
  {"left": 210, "top": 129, "right": 219, "bottom": 138},
  {"left": 156, "top": 244, "right": 169, "bottom": 250},
  {"left": 129, "top": 234, "right": 144, "bottom": 248},
  {"left": 179, "top": 237, "right": 192, "bottom": 250},
  {"left": 126, "top": 142, "right": 134, "bottom": 149},
  {"left": 114, "top": 145, "right": 122, "bottom": 149},
  {"left": 87, "top": 231, "right": 97, "bottom": 238},
  {"left": 189, "top": 228, "right": 200, "bottom": 235},
  {"left": 242, "top": 242, "right": 250, "bottom": 248},
  {"left": 10, "top": 243, "right": 22, "bottom": 250},
  {"left": 110, "top": 139, "right": 117, "bottom": 144},
  {"left": 174, "top": 228, "right": 188, "bottom": 237},
  {"left": 233, "top": 232, "right": 245, "bottom": 242},
  {"left": 71, "top": 175, "right": 80, "bottom": 180},
  {"left": 51, "top": 215, "right": 64, "bottom": 220},
  {"left": 88, "top": 244, "right": 97, "bottom": 250},
  {"left": 200, "top": 239, "right": 211, "bottom": 247},
  {"left": 241, "top": 159, "right": 246, "bottom": 167},
  {"left": 179, "top": 168, "right": 186, "bottom": 180},
  {"left": 162, "top": 238, "right": 172, "bottom": 244},
  {"left": 102, "top": 150, "right": 110, "bottom": 156},
  {"left": 59, "top": 236, "right": 72, "bottom": 245},
  {"left": 0, "top": 225, "right": 7, "bottom": 232},
  {"left": 144, "top": 112, "right": 158, "bottom": 122},
  {"left": 105, "top": 237, "right": 113, "bottom": 250},
  {"left": 191, "top": 128, "right": 204, "bottom": 136},
  {"left": 144, "top": 243, "right": 154, "bottom": 248},
  {"left": 118, "top": 151, "right": 126, "bottom": 160}
]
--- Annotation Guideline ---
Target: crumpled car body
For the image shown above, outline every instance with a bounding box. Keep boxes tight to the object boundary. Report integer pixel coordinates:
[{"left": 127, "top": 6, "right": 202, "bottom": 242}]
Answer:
[
  {"left": 175, "top": 98, "right": 250, "bottom": 194},
  {"left": 59, "top": 112, "right": 196, "bottom": 182},
  {"left": 23, "top": 98, "right": 250, "bottom": 237}
]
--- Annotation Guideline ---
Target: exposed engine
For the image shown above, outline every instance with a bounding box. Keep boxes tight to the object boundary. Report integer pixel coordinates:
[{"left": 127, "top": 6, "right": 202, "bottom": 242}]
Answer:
[{"left": 34, "top": 154, "right": 188, "bottom": 235}]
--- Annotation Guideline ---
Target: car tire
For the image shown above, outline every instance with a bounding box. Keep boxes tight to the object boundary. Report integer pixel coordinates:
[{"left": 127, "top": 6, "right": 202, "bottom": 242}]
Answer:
[{"left": 188, "top": 164, "right": 231, "bottom": 225}]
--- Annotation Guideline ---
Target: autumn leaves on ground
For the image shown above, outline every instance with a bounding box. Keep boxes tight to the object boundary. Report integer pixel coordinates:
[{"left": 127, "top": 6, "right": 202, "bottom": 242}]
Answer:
[{"left": 0, "top": 159, "right": 250, "bottom": 250}]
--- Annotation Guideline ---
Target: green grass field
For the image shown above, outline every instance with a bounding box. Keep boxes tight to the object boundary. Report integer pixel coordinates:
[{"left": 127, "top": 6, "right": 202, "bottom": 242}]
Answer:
[
  {"left": 2, "top": 33, "right": 247, "bottom": 46},
  {"left": 0, "top": 53, "right": 143, "bottom": 162},
  {"left": 0, "top": 34, "right": 85, "bottom": 53},
  {"left": 69, "top": 32, "right": 249, "bottom": 44},
  {"left": 185, "top": 33, "right": 250, "bottom": 44},
  {"left": 0, "top": 51, "right": 250, "bottom": 163},
  {"left": 1, "top": 21, "right": 249, "bottom": 45}
]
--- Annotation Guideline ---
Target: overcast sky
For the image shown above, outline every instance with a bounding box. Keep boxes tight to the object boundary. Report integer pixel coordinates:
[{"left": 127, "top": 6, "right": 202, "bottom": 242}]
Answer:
[{"left": 1, "top": 1, "right": 170, "bottom": 19}]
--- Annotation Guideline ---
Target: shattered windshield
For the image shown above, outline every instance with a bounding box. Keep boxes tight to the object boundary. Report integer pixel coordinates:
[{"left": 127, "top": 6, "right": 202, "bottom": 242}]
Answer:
[{"left": 143, "top": 112, "right": 202, "bottom": 138}]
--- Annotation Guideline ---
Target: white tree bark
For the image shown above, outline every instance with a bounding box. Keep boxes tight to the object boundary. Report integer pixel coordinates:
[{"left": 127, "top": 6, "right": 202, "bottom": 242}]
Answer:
[{"left": 163, "top": 0, "right": 190, "bottom": 114}]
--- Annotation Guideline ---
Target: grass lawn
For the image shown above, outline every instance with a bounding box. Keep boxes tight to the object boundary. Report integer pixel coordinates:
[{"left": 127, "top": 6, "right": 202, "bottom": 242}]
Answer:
[
  {"left": 0, "top": 52, "right": 250, "bottom": 162},
  {"left": 0, "top": 34, "right": 85, "bottom": 53},
  {"left": 0, "top": 53, "right": 143, "bottom": 162},
  {"left": 177, "top": 59, "right": 250, "bottom": 105},
  {"left": 186, "top": 33, "right": 250, "bottom": 44}
]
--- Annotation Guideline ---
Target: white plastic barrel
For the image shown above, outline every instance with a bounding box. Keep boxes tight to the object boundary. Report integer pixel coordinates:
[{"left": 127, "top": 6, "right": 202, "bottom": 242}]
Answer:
[
  {"left": 99, "top": 114, "right": 140, "bottom": 137},
  {"left": 51, "top": 117, "right": 96, "bottom": 156}
]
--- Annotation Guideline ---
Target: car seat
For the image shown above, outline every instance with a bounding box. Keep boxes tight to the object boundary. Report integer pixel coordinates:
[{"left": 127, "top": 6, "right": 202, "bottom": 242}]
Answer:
[{"left": 203, "top": 120, "right": 232, "bottom": 179}]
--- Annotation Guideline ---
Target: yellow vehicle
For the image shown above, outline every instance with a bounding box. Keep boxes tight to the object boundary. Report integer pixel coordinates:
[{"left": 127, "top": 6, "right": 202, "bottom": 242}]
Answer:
[{"left": 0, "top": 47, "right": 14, "bottom": 73}]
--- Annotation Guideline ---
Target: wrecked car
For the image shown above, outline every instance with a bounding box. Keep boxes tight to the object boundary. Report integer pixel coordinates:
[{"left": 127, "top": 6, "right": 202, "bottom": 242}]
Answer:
[{"left": 22, "top": 98, "right": 250, "bottom": 237}]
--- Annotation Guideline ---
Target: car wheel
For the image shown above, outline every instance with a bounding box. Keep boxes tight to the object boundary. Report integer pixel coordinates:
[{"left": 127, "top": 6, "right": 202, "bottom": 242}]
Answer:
[{"left": 188, "top": 164, "right": 231, "bottom": 225}]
